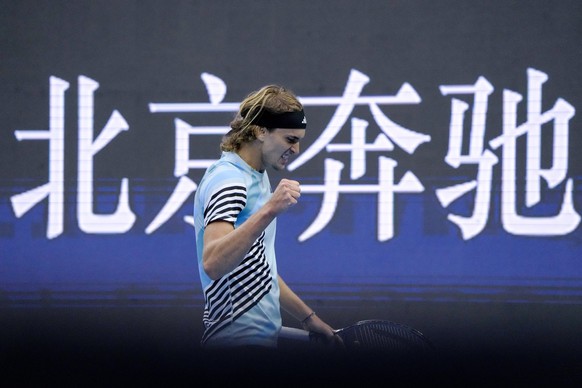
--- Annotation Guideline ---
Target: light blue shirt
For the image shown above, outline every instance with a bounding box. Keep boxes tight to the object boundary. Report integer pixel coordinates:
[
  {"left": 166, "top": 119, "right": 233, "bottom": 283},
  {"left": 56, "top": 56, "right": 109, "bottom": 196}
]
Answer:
[{"left": 193, "top": 152, "right": 281, "bottom": 347}]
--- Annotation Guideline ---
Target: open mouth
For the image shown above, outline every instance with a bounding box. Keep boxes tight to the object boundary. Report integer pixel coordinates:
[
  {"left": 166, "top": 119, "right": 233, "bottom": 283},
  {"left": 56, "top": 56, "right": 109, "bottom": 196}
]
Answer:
[{"left": 281, "top": 151, "right": 291, "bottom": 164}]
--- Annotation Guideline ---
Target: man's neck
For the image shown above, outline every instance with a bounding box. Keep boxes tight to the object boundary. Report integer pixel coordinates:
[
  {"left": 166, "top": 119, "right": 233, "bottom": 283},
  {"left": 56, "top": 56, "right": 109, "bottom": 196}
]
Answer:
[{"left": 236, "top": 142, "right": 264, "bottom": 172}]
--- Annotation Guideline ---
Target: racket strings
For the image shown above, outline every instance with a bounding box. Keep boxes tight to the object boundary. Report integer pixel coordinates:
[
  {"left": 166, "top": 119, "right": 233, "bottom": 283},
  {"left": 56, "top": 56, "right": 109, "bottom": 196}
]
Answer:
[{"left": 346, "top": 321, "right": 432, "bottom": 352}]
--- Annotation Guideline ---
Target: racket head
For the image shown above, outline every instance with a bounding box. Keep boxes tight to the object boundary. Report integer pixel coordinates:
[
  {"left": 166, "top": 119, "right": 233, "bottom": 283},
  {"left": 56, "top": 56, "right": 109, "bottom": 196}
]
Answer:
[{"left": 334, "top": 319, "right": 435, "bottom": 354}]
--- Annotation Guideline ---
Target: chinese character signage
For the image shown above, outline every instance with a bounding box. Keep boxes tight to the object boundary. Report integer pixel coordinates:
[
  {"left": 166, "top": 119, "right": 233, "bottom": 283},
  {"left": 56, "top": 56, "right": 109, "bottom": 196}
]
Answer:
[{"left": 1, "top": 1, "right": 581, "bottom": 306}]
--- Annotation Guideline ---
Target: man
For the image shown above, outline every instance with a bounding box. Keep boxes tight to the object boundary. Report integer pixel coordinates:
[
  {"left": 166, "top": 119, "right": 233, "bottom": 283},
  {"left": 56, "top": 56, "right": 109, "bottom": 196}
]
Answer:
[{"left": 193, "top": 84, "right": 337, "bottom": 348}]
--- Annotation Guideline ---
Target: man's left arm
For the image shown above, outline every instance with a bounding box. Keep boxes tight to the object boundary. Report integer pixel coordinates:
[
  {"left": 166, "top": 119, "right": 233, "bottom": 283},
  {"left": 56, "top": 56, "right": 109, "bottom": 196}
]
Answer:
[{"left": 278, "top": 275, "right": 337, "bottom": 339}]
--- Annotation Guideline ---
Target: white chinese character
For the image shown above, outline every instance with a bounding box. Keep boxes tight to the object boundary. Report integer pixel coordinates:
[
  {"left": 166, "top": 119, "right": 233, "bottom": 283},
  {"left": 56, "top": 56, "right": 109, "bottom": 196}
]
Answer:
[
  {"left": 11, "top": 76, "right": 69, "bottom": 239},
  {"left": 146, "top": 73, "right": 229, "bottom": 233},
  {"left": 294, "top": 69, "right": 430, "bottom": 241},
  {"left": 77, "top": 76, "right": 136, "bottom": 233},
  {"left": 438, "top": 68, "right": 580, "bottom": 239},
  {"left": 436, "top": 76, "right": 497, "bottom": 240},
  {"left": 489, "top": 68, "right": 580, "bottom": 235},
  {"left": 11, "top": 76, "right": 136, "bottom": 238}
]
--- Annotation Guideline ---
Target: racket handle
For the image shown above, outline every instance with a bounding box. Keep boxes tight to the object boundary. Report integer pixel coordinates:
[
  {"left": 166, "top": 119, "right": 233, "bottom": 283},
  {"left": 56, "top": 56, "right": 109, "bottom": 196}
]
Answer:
[{"left": 279, "top": 326, "right": 311, "bottom": 342}]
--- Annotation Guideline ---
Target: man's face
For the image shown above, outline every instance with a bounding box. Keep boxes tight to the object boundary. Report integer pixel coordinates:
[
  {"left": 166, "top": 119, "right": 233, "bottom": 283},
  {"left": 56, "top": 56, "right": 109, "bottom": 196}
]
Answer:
[{"left": 261, "top": 128, "right": 306, "bottom": 171}]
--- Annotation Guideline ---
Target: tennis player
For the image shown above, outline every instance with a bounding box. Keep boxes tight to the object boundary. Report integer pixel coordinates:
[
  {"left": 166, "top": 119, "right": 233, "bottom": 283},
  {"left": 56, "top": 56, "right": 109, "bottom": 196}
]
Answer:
[{"left": 193, "top": 85, "right": 338, "bottom": 348}]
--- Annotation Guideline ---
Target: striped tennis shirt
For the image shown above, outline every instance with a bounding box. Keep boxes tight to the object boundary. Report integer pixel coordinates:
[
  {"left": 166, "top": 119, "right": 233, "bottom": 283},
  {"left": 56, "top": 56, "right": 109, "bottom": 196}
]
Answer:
[{"left": 193, "top": 151, "right": 281, "bottom": 347}]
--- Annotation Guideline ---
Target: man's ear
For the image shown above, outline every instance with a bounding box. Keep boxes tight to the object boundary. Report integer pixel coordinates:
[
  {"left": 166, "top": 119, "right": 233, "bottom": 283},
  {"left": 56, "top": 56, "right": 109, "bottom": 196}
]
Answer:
[{"left": 255, "top": 127, "right": 267, "bottom": 141}]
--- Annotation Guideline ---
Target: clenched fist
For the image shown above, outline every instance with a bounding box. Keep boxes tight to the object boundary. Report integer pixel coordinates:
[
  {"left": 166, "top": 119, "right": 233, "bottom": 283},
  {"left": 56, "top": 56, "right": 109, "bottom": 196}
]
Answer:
[{"left": 269, "top": 179, "right": 301, "bottom": 214}]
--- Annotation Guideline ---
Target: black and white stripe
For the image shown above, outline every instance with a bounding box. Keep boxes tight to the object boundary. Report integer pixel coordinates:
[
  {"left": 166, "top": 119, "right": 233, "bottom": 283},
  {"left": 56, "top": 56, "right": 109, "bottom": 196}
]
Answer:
[
  {"left": 203, "top": 185, "right": 247, "bottom": 226},
  {"left": 200, "top": 183, "right": 272, "bottom": 343},
  {"left": 201, "top": 232, "right": 272, "bottom": 343}
]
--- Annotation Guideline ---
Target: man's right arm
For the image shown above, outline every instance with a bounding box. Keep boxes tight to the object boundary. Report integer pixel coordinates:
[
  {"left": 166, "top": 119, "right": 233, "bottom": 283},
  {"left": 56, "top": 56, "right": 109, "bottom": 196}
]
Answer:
[
  {"left": 202, "top": 178, "right": 301, "bottom": 280},
  {"left": 202, "top": 205, "right": 276, "bottom": 280}
]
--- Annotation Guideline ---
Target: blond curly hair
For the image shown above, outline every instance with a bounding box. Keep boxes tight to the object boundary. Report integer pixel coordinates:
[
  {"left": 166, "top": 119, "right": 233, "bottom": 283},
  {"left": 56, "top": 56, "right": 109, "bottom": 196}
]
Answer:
[{"left": 220, "top": 85, "right": 303, "bottom": 152}]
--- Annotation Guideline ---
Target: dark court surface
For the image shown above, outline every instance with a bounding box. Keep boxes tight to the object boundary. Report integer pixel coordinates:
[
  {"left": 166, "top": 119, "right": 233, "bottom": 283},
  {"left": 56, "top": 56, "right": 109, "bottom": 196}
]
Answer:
[{"left": 2, "top": 301, "right": 582, "bottom": 386}]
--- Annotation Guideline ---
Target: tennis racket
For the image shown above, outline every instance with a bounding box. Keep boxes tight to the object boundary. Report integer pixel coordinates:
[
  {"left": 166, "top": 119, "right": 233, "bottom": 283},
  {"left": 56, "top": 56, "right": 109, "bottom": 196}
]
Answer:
[{"left": 282, "top": 319, "right": 435, "bottom": 354}]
